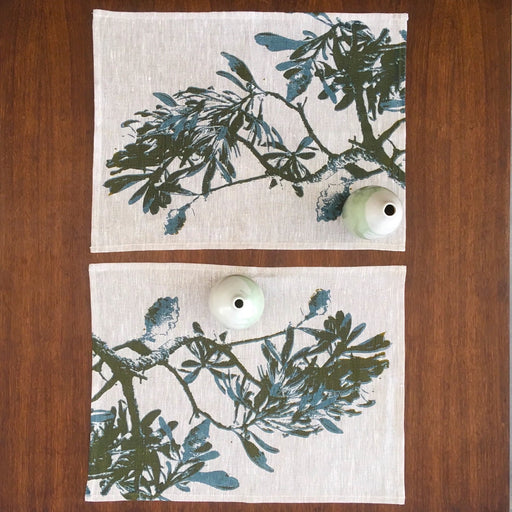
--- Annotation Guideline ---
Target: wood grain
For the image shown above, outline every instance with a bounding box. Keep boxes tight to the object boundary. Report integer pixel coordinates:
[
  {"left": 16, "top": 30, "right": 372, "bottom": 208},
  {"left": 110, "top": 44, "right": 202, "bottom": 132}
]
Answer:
[{"left": 0, "top": 0, "right": 509, "bottom": 511}]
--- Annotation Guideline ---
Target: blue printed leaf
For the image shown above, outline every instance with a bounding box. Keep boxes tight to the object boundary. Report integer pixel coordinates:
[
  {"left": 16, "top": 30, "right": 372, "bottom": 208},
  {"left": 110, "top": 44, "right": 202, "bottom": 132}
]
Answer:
[
  {"left": 296, "top": 136, "right": 314, "bottom": 152},
  {"left": 216, "top": 70, "right": 247, "bottom": 90},
  {"left": 275, "top": 60, "right": 299, "bottom": 71},
  {"left": 321, "top": 80, "right": 338, "bottom": 103},
  {"left": 184, "top": 367, "right": 200, "bottom": 384},
  {"left": 164, "top": 205, "right": 189, "bottom": 236},
  {"left": 319, "top": 417, "right": 344, "bottom": 434},
  {"left": 195, "top": 450, "right": 220, "bottom": 462},
  {"left": 188, "top": 471, "right": 240, "bottom": 490},
  {"left": 254, "top": 32, "right": 302, "bottom": 51},
  {"left": 158, "top": 417, "right": 174, "bottom": 441},
  {"left": 316, "top": 183, "right": 350, "bottom": 222},
  {"left": 183, "top": 420, "right": 211, "bottom": 460},
  {"left": 153, "top": 92, "right": 177, "bottom": 107},
  {"left": 144, "top": 297, "right": 180, "bottom": 342},
  {"left": 307, "top": 12, "right": 334, "bottom": 26},
  {"left": 339, "top": 313, "right": 352, "bottom": 340},
  {"left": 306, "top": 289, "right": 331, "bottom": 319},
  {"left": 286, "top": 59, "right": 313, "bottom": 101}
]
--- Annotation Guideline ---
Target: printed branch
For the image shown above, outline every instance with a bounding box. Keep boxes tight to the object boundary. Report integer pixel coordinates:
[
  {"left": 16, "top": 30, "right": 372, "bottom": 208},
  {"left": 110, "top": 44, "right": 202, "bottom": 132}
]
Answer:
[
  {"left": 263, "top": 90, "right": 334, "bottom": 156},
  {"left": 164, "top": 364, "right": 234, "bottom": 432}
]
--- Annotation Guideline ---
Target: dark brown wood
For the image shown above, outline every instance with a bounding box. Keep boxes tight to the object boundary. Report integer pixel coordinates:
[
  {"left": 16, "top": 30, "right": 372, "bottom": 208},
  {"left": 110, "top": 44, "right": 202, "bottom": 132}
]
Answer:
[{"left": 0, "top": 0, "right": 509, "bottom": 510}]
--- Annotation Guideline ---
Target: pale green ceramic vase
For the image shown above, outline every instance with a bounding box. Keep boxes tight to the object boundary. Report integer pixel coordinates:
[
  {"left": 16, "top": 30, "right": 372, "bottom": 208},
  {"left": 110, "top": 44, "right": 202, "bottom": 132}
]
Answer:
[
  {"left": 209, "top": 275, "right": 265, "bottom": 329},
  {"left": 341, "top": 186, "right": 403, "bottom": 239}
]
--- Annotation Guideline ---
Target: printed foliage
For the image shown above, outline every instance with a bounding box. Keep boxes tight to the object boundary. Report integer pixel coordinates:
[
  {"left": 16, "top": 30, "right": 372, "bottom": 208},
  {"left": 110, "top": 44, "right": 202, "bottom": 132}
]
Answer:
[
  {"left": 89, "top": 288, "right": 392, "bottom": 500},
  {"left": 104, "top": 14, "right": 406, "bottom": 234}
]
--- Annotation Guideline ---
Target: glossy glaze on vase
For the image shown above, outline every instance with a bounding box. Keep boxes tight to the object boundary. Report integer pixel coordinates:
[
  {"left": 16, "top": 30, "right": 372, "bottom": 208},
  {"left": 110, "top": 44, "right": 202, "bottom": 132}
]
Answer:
[
  {"left": 208, "top": 275, "right": 265, "bottom": 329},
  {"left": 341, "top": 186, "right": 403, "bottom": 240}
]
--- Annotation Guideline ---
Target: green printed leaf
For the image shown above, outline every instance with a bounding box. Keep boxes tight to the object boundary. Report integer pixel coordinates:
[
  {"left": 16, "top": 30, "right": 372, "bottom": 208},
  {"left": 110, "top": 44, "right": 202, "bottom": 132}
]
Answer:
[
  {"left": 349, "top": 333, "right": 390, "bottom": 353},
  {"left": 182, "top": 360, "right": 200, "bottom": 368},
  {"left": 120, "top": 119, "right": 138, "bottom": 128},
  {"left": 128, "top": 182, "right": 150, "bottom": 205},
  {"left": 347, "top": 323, "right": 366, "bottom": 343},
  {"left": 263, "top": 339, "right": 281, "bottom": 363},
  {"left": 344, "top": 162, "right": 370, "bottom": 179},
  {"left": 297, "top": 151, "right": 316, "bottom": 160},
  {"left": 221, "top": 52, "right": 255, "bottom": 84},
  {"left": 334, "top": 90, "right": 355, "bottom": 111},
  {"left": 249, "top": 431, "right": 280, "bottom": 454},
  {"left": 202, "top": 161, "right": 216, "bottom": 196},
  {"left": 147, "top": 449, "right": 162, "bottom": 482},
  {"left": 141, "top": 409, "right": 161, "bottom": 428},
  {"left": 292, "top": 184, "right": 304, "bottom": 197},
  {"left": 281, "top": 326, "right": 294, "bottom": 363},
  {"left": 239, "top": 436, "right": 274, "bottom": 472},
  {"left": 104, "top": 174, "right": 148, "bottom": 195},
  {"left": 172, "top": 462, "right": 205, "bottom": 484},
  {"left": 192, "top": 322, "right": 204, "bottom": 335}
]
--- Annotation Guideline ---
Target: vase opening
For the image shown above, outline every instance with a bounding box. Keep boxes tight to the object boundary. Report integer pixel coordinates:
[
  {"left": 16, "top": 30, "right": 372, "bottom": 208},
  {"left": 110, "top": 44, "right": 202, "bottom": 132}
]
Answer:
[
  {"left": 384, "top": 203, "right": 396, "bottom": 216},
  {"left": 234, "top": 298, "right": 244, "bottom": 309}
]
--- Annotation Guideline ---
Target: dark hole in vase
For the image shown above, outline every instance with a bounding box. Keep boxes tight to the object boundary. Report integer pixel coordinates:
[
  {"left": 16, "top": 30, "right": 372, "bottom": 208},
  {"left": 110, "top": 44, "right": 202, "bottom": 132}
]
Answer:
[
  {"left": 234, "top": 298, "right": 244, "bottom": 309},
  {"left": 384, "top": 204, "right": 396, "bottom": 216}
]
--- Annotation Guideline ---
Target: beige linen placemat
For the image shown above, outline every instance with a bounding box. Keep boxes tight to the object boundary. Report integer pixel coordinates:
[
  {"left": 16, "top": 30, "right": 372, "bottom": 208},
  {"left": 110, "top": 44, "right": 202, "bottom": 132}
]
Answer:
[
  {"left": 87, "top": 263, "right": 405, "bottom": 503},
  {"left": 91, "top": 11, "right": 407, "bottom": 251}
]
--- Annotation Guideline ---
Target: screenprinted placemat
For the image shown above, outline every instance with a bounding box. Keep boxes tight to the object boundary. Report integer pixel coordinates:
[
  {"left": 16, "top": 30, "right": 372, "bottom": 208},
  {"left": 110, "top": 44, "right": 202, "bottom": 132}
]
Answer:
[
  {"left": 91, "top": 11, "right": 407, "bottom": 251},
  {"left": 87, "top": 263, "right": 405, "bottom": 503}
]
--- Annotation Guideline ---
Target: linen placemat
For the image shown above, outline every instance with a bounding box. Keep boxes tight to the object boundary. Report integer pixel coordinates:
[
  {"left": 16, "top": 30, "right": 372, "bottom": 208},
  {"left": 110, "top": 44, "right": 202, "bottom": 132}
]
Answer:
[
  {"left": 87, "top": 263, "right": 405, "bottom": 503},
  {"left": 91, "top": 11, "right": 407, "bottom": 252}
]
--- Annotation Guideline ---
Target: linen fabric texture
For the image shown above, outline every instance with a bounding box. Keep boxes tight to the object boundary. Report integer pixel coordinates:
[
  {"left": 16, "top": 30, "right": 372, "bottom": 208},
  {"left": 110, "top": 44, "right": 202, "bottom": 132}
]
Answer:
[
  {"left": 91, "top": 11, "right": 407, "bottom": 252},
  {"left": 87, "top": 263, "right": 405, "bottom": 503}
]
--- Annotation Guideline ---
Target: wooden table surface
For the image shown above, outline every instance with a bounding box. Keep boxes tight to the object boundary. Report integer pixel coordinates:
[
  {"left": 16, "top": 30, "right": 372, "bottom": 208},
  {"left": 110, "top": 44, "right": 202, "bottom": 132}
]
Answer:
[{"left": 1, "top": 0, "right": 509, "bottom": 511}]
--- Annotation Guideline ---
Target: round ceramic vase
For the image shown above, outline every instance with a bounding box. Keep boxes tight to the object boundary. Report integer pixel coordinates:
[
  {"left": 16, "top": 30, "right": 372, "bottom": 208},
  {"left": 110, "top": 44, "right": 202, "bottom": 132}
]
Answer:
[
  {"left": 209, "top": 275, "right": 265, "bottom": 329},
  {"left": 341, "top": 186, "right": 404, "bottom": 240}
]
